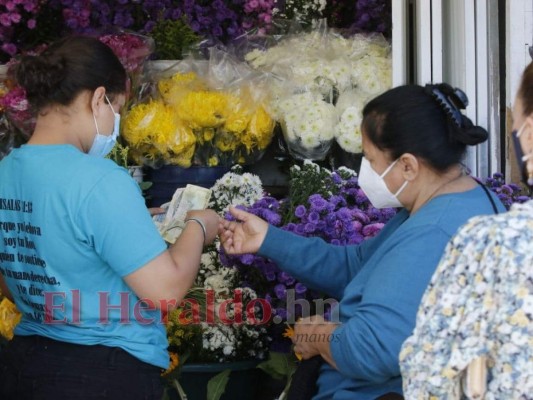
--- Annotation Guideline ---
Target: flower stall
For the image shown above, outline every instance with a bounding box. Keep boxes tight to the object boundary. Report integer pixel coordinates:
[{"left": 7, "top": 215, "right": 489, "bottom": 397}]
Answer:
[
  {"left": 1, "top": 161, "right": 531, "bottom": 399},
  {"left": 1, "top": 0, "right": 532, "bottom": 398}
]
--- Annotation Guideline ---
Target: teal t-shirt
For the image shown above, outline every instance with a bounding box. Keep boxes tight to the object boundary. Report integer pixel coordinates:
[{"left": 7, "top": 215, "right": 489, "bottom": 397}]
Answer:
[{"left": 0, "top": 144, "right": 169, "bottom": 368}]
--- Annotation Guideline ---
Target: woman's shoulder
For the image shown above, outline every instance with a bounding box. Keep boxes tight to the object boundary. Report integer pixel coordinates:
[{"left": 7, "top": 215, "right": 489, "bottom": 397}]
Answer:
[{"left": 408, "top": 186, "right": 501, "bottom": 235}]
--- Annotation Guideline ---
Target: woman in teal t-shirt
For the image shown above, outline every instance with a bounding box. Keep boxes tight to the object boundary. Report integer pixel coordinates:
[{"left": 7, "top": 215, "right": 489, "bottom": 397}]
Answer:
[{"left": 0, "top": 36, "right": 219, "bottom": 400}]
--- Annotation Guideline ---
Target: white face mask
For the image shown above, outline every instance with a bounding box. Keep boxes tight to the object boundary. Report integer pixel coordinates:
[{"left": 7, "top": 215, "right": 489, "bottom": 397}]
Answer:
[
  {"left": 88, "top": 95, "right": 120, "bottom": 157},
  {"left": 358, "top": 156, "right": 408, "bottom": 209}
]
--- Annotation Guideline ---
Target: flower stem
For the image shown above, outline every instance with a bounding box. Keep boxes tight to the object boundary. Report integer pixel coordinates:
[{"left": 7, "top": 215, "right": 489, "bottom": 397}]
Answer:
[{"left": 173, "top": 379, "right": 188, "bottom": 400}]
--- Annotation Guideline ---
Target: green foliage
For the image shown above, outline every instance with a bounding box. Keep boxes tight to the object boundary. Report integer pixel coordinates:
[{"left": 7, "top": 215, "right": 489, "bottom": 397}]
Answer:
[
  {"left": 206, "top": 369, "right": 231, "bottom": 400},
  {"left": 106, "top": 141, "right": 154, "bottom": 199},
  {"left": 138, "top": 181, "right": 152, "bottom": 191},
  {"left": 283, "top": 161, "right": 342, "bottom": 224},
  {"left": 257, "top": 351, "right": 298, "bottom": 399},
  {"left": 107, "top": 141, "right": 130, "bottom": 168},
  {"left": 150, "top": 18, "right": 199, "bottom": 60},
  {"left": 283, "top": 161, "right": 358, "bottom": 224},
  {"left": 257, "top": 351, "right": 297, "bottom": 381}
]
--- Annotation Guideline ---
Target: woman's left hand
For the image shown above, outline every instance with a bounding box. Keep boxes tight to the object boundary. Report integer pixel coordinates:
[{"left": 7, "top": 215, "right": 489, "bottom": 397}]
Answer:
[{"left": 292, "top": 315, "right": 339, "bottom": 368}]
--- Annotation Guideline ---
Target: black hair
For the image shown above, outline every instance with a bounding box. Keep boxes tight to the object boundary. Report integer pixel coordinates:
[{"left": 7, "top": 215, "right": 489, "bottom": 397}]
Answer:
[
  {"left": 15, "top": 35, "right": 127, "bottom": 111},
  {"left": 362, "top": 83, "right": 488, "bottom": 172}
]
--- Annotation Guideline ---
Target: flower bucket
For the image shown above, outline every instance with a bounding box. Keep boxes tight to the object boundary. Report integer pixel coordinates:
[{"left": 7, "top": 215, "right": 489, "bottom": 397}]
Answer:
[
  {"left": 174, "top": 360, "right": 261, "bottom": 400},
  {"left": 145, "top": 165, "right": 230, "bottom": 207}
]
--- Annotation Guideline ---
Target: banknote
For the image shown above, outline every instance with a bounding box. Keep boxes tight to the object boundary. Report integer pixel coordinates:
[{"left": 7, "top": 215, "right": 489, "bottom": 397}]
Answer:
[{"left": 153, "top": 184, "right": 212, "bottom": 244}]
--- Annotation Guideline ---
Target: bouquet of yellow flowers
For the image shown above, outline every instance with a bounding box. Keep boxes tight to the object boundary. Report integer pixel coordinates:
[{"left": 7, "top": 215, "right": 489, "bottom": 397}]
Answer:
[
  {"left": 122, "top": 64, "right": 275, "bottom": 168},
  {"left": 0, "top": 291, "right": 21, "bottom": 343}
]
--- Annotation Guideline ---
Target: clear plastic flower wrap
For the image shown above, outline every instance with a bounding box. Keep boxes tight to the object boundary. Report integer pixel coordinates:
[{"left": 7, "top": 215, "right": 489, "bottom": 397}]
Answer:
[
  {"left": 274, "top": 87, "right": 336, "bottom": 161},
  {"left": 122, "top": 50, "right": 276, "bottom": 168},
  {"left": 237, "top": 21, "right": 392, "bottom": 161},
  {"left": 97, "top": 29, "right": 155, "bottom": 105},
  {"left": 98, "top": 30, "right": 154, "bottom": 78},
  {"left": 242, "top": 22, "right": 392, "bottom": 97}
]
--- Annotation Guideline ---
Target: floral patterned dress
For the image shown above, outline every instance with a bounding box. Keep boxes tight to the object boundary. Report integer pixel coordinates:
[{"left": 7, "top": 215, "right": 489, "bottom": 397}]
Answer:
[{"left": 400, "top": 200, "right": 533, "bottom": 399}]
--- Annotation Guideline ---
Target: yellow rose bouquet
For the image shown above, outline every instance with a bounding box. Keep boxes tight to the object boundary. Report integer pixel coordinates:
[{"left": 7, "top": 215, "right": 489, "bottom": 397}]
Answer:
[{"left": 122, "top": 61, "right": 275, "bottom": 168}]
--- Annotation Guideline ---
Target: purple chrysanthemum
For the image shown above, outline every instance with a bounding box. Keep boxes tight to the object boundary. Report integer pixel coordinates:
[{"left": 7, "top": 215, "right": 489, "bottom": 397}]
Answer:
[
  {"left": 294, "top": 205, "right": 307, "bottom": 219},
  {"left": 274, "top": 284, "right": 287, "bottom": 299}
]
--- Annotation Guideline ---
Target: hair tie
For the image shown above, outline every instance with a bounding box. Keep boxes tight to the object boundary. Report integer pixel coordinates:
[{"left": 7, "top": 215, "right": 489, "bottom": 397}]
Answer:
[{"left": 428, "top": 85, "right": 469, "bottom": 127}]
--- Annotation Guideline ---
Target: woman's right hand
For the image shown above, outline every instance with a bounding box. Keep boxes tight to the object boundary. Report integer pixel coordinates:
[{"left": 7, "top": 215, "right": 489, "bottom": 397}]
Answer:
[{"left": 219, "top": 206, "right": 268, "bottom": 255}]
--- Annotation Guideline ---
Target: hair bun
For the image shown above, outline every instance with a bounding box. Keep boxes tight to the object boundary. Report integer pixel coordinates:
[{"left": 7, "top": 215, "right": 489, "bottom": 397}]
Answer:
[
  {"left": 455, "top": 117, "right": 489, "bottom": 145},
  {"left": 16, "top": 53, "right": 67, "bottom": 109},
  {"left": 425, "top": 83, "right": 488, "bottom": 146}
]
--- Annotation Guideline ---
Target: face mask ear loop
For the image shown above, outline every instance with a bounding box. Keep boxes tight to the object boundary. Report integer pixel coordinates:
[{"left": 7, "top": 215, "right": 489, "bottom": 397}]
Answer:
[
  {"left": 380, "top": 159, "right": 399, "bottom": 179},
  {"left": 105, "top": 94, "right": 117, "bottom": 114},
  {"left": 516, "top": 121, "right": 527, "bottom": 137},
  {"left": 393, "top": 180, "right": 409, "bottom": 198},
  {"left": 93, "top": 114, "right": 100, "bottom": 135}
]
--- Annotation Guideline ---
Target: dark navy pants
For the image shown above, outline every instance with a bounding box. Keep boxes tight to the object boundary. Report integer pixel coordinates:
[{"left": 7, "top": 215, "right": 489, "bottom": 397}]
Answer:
[{"left": 0, "top": 335, "right": 164, "bottom": 399}]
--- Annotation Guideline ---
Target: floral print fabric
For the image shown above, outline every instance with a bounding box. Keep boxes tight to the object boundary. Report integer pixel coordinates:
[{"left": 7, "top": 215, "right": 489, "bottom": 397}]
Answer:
[{"left": 400, "top": 200, "right": 533, "bottom": 399}]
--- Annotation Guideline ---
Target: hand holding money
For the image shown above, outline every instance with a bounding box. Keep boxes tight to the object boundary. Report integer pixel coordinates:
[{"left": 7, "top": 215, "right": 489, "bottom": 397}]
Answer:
[{"left": 152, "top": 184, "right": 214, "bottom": 244}]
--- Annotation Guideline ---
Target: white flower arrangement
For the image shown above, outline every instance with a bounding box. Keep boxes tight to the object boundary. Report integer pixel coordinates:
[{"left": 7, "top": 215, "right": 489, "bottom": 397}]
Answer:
[
  {"left": 274, "top": 91, "right": 336, "bottom": 159},
  {"left": 204, "top": 169, "right": 271, "bottom": 361},
  {"left": 335, "top": 106, "right": 363, "bottom": 154},
  {"left": 209, "top": 166, "right": 264, "bottom": 215},
  {"left": 351, "top": 55, "right": 392, "bottom": 95},
  {"left": 196, "top": 280, "right": 270, "bottom": 362},
  {"left": 245, "top": 31, "right": 391, "bottom": 97},
  {"left": 169, "top": 244, "right": 271, "bottom": 364},
  {"left": 245, "top": 30, "right": 392, "bottom": 159},
  {"left": 333, "top": 89, "right": 370, "bottom": 154}
]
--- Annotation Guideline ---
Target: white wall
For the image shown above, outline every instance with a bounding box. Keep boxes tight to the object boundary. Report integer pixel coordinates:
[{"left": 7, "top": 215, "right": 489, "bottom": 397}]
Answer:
[{"left": 392, "top": 0, "right": 501, "bottom": 177}]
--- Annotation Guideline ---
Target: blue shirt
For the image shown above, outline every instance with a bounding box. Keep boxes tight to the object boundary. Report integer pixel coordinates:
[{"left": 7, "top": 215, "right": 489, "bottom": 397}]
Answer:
[
  {"left": 258, "top": 185, "right": 505, "bottom": 399},
  {"left": 0, "top": 144, "right": 168, "bottom": 368}
]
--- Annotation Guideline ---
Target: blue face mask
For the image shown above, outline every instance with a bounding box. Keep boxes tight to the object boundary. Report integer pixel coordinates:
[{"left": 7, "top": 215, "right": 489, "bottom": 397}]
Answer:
[{"left": 88, "top": 95, "right": 120, "bottom": 157}]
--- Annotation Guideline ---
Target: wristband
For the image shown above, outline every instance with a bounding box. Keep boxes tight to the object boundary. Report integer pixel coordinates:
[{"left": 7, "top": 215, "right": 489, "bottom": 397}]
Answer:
[{"left": 184, "top": 218, "right": 206, "bottom": 245}]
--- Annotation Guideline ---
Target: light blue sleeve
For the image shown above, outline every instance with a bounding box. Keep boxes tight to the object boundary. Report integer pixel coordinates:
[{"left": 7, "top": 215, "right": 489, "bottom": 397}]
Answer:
[
  {"left": 76, "top": 168, "right": 167, "bottom": 277},
  {"left": 258, "top": 226, "right": 367, "bottom": 299},
  {"left": 329, "top": 226, "right": 451, "bottom": 382}
]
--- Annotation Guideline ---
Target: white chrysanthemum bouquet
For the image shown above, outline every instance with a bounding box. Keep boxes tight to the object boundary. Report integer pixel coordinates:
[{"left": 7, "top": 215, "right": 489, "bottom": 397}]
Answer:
[
  {"left": 165, "top": 168, "right": 270, "bottom": 364},
  {"left": 245, "top": 25, "right": 392, "bottom": 160}
]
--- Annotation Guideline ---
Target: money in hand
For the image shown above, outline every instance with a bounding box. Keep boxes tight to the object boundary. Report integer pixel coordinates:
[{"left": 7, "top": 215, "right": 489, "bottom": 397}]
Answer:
[{"left": 155, "top": 184, "right": 212, "bottom": 244}]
